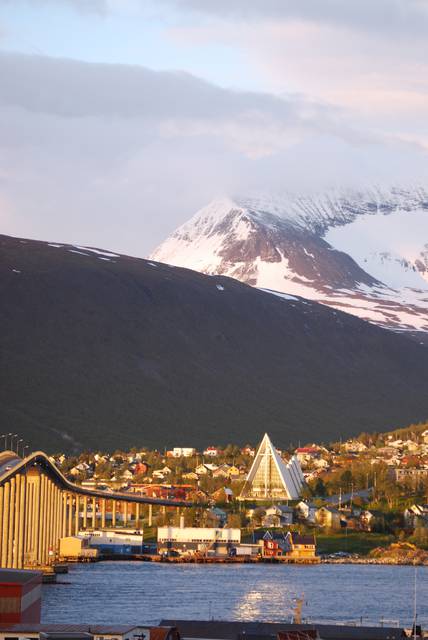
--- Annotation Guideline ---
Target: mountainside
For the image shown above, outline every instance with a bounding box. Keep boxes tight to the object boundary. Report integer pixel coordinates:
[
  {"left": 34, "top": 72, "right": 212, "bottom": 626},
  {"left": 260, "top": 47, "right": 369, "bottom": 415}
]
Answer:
[
  {"left": 150, "top": 187, "right": 428, "bottom": 334},
  {"left": 1, "top": 233, "right": 428, "bottom": 453}
]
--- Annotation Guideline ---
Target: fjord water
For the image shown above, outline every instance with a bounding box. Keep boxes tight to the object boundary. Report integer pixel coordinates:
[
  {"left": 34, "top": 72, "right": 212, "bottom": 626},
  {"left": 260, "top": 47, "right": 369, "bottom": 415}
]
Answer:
[{"left": 42, "top": 562, "right": 428, "bottom": 627}]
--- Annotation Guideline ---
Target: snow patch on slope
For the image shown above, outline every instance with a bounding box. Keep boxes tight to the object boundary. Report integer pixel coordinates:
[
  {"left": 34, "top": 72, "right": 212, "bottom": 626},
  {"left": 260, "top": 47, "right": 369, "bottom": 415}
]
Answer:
[
  {"left": 150, "top": 188, "right": 428, "bottom": 334},
  {"left": 326, "top": 209, "right": 428, "bottom": 289}
]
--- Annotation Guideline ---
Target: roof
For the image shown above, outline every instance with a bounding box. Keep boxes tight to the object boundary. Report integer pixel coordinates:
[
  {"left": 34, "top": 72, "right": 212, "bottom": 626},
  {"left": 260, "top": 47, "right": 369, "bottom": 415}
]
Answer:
[
  {"left": 278, "top": 631, "right": 319, "bottom": 640},
  {"left": 160, "top": 620, "right": 406, "bottom": 640},
  {"left": 39, "top": 634, "right": 92, "bottom": 640},
  {"left": 150, "top": 627, "right": 177, "bottom": 640},
  {"left": 0, "top": 568, "right": 42, "bottom": 585},
  {"left": 291, "top": 534, "right": 315, "bottom": 545},
  {"left": 0, "top": 624, "right": 147, "bottom": 634}
]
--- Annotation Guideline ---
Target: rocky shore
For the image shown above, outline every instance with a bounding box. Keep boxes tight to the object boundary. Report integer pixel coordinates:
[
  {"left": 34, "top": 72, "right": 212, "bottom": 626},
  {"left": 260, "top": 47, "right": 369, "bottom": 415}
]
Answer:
[{"left": 322, "top": 542, "right": 428, "bottom": 565}]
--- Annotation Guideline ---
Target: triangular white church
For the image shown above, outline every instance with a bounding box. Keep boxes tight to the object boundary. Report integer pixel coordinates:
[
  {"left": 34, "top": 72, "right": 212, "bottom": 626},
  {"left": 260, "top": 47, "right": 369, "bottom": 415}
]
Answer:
[{"left": 239, "top": 433, "right": 305, "bottom": 500}]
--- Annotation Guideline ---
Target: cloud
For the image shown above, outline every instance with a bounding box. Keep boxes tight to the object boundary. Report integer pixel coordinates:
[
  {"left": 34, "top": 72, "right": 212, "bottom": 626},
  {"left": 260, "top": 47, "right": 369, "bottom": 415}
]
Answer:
[
  {"left": 161, "top": 1, "right": 428, "bottom": 147},
  {"left": 160, "top": 0, "right": 428, "bottom": 39},
  {"left": 0, "top": 52, "right": 358, "bottom": 151},
  {"left": 0, "top": 52, "right": 426, "bottom": 257},
  {"left": 3, "top": 0, "right": 107, "bottom": 13}
]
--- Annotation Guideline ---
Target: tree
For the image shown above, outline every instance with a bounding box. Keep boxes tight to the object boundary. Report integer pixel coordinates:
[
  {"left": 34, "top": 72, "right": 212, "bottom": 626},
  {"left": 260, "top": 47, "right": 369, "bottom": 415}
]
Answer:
[{"left": 314, "top": 478, "right": 326, "bottom": 497}]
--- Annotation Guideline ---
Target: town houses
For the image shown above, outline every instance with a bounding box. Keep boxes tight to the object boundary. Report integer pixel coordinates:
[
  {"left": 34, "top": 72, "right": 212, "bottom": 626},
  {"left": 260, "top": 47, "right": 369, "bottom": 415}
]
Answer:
[{"left": 49, "top": 421, "right": 428, "bottom": 559}]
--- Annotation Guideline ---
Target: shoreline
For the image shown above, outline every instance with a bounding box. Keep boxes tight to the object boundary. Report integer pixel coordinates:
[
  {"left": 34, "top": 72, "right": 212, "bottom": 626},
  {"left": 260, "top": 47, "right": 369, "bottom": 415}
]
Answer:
[
  {"left": 61, "top": 554, "right": 428, "bottom": 566},
  {"left": 321, "top": 557, "right": 428, "bottom": 566}
]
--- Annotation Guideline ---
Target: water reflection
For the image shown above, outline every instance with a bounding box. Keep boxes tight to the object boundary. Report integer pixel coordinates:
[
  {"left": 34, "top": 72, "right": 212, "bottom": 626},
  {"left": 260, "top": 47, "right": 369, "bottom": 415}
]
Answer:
[{"left": 41, "top": 563, "right": 428, "bottom": 628}]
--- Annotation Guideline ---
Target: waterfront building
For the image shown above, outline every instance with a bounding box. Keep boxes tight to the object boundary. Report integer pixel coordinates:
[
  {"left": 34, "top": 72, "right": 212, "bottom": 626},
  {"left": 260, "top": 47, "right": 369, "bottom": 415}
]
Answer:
[
  {"left": 159, "top": 620, "right": 407, "bottom": 640},
  {"left": 284, "top": 532, "right": 317, "bottom": 560},
  {"left": 157, "top": 525, "right": 240, "bottom": 556},
  {"left": 0, "top": 569, "right": 42, "bottom": 624},
  {"left": 239, "top": 433, "right": 305, "bottom": 500},
  {"left": 78, "top": 529, "right": 144, "bottom": 555},
  {"left": 58, "top": 536, "right": 99, "bottom": 561},
  {"left": 0, "top": 624, "right": 179, "bottom": 640}
]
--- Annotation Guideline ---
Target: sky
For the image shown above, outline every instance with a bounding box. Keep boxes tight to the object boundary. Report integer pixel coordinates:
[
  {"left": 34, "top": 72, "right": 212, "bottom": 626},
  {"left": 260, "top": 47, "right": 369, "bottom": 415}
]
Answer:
[{"left": 1, "top": 0, "right": 428, "bottom": 256}]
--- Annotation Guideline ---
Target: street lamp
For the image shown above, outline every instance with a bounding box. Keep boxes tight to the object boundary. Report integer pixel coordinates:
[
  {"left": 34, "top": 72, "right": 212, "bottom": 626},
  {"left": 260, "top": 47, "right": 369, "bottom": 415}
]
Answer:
[
  {"left": 16, "top": 439, "right": 24, "bottom": 456},
  {"left": 10, "top": 434, "right": 18, "bottom": 452},
  {"left": 0, "top": 434, "right": 6, "bottom": 450},
  {"left": 23, "top": 445, "right": 30, "bottom": 458}
]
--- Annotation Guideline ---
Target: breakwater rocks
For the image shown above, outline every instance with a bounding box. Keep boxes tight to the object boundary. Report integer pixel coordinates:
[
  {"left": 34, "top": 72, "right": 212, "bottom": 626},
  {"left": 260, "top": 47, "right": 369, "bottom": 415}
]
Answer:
[{"left": 322, "top": 543, "right": 428, "bottom": 565}]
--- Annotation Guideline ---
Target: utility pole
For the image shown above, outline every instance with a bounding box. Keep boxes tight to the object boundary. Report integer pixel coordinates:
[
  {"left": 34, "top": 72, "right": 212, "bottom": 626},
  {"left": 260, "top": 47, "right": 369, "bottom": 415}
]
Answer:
[{"left": 413, "top": 564, "right": 418, "bottom": 640}]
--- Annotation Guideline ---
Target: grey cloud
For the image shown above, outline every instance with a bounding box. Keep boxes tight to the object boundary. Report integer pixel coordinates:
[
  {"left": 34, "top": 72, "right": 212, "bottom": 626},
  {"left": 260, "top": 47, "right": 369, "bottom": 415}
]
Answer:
[
  {"left": 0, "top": 52, "right": 308, "bottom": 123},
  {"left": 1, "top": 0, "right": 107, "bottom": 13},
  {"left": 0, "top": 52, "right": 426, "bottom": 257},
  {"left": 160, "top": 0, "right": 428, "bottom": 39}
]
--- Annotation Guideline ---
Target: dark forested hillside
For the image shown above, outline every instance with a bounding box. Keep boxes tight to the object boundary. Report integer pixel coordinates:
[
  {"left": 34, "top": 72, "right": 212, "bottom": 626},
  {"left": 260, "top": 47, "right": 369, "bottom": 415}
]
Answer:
[{"left": 1, "top": 233, "right": 427, "bottom": 453}]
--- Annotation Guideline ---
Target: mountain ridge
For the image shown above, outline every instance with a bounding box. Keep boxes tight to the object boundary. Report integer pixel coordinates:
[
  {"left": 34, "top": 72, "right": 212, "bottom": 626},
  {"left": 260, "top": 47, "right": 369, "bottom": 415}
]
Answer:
[
  {"left": 150, "top": 188, "right": 428, "bottom": 334},
  {"left": 1, "top": 232, "right": 428, "bottom": 452}
]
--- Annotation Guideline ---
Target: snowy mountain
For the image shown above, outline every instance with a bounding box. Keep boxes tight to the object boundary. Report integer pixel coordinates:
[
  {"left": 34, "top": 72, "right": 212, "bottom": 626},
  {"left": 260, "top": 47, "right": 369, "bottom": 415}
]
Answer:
[{"left": 150, "top": 187, "right": 428, "bottom": 335}]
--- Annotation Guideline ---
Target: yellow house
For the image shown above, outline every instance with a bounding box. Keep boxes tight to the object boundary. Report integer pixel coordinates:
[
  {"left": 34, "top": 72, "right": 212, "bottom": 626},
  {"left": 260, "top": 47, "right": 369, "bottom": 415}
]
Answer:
[
  {"left": 286, "top": 532, "right": 318, "bottom": 561},
  {"left": 315, "top": 506, "right": 342, "bottom": 530}
]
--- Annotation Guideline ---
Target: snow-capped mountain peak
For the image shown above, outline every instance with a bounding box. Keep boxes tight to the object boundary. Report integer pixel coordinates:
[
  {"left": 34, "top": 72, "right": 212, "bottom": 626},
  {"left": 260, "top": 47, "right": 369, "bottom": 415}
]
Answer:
[{"left": 150, "top": 188, "right": 428, "bottom": 334}]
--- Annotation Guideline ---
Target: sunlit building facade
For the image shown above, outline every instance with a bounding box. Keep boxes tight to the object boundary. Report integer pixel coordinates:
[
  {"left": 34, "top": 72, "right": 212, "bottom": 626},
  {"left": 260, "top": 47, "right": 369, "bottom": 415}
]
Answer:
[{"left": 239, "top": 433, "right": 305, "bottom": 500}]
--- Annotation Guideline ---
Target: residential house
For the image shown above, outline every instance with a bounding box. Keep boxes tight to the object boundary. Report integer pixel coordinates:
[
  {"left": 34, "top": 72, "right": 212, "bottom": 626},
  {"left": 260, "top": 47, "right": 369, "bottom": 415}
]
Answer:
[
  {"left": 343, "top": 440, "right": 368, "bottom": 453},
  {"left": 262, "top": 505, "right": 294, "bottom": 528},
  {"left": 404, "top": 504, "right": 428, "bottom": 529},
  {"left": 167, "top": 448, "right": 196, "bottom": 458},
  {"left": 295, "top": 447, "right": 320, "bottom": 465},
  {"left": 153, "top": 466, "right": 172, "bottom": 480},
  {"left": 211, "top": 487, "right": 234, "bottom": 503},
  {"left": 315, "top": 506, "right": 342, "bottom": 530},
  {"left": 313, "top": 458, "right": 330, "bottom": 470},
  {"left": 295, "top": 501, "right": 318, "bottom": 524},
  {"left": 69, "top": 462, "right": 91, "bottom": 477},
  {"left": 213, "top": 464, "right": 236, "bottom": 479},
  {"left": 283, "top": 531, "right": 317, "bottom": 561},
  {"left": 359, "top": 509, "right": 384, "bottom": 532},
  {"left": 195, "top": 463, "right": 218, "bottom": 476},
  {"left": 182, "top": 471, "right": 199, "bottom": 481},
  {"left": 205, "top": 507, "right": 228, "bottom": 526},
  {"left": 258, "top": 531, "right": 317, "bottom": 562},
  {"left": 135, "top": 461, "right": 150, "bottom": 476},
  {"left": 203, "top": 447, "right": 222, "bottom": 457}
]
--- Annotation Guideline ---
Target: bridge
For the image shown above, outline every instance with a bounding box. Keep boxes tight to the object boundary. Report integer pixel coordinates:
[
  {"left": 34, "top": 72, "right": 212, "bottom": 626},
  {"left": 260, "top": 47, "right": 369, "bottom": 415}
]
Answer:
[{"left": 0, "top": 450, "right": 191, "bottom": 569}]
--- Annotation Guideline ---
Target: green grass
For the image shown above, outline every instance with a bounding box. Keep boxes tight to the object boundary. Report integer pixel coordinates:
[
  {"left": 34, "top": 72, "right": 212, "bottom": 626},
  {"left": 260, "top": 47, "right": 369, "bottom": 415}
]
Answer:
[{"left": 316, "top": 531, "right": 395, "bottom": 555}]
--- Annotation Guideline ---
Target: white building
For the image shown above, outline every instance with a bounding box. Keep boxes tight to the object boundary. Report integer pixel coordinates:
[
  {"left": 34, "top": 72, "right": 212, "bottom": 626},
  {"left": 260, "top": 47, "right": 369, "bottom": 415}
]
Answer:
[
  {"left": 203, "top": 447, "right": 221, "bottom": 457},
  {"left": 78, "top": 529, "right": 144, "bottom": 554},
  {"left": 0, "top": 626, "right": 151, "bottom": 640},
  {"left": 239, "top": 433, "right": 305, "bottom": 500},
  {"left": 157, "top": 526, "right": 240, "bottom": 556},
  {"left": 170, "top": 447, "right": 196, "bottom": 458}
]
